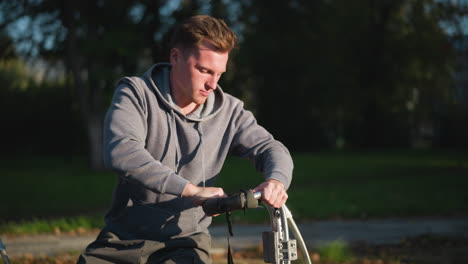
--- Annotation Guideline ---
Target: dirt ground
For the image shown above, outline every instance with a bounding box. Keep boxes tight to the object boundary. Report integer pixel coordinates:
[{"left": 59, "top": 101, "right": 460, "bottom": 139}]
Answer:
[
  {"left": 349, "top": 234, "right": 468, "bottom": 264},
  {"left": 6, "top": 234, "right": 468, "bottom": 264}
]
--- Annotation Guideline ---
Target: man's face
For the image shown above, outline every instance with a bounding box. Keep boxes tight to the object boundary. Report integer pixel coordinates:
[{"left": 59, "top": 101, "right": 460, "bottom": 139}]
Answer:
[{"left": 170, "top": 39, "right": 229, "bottom": 109}]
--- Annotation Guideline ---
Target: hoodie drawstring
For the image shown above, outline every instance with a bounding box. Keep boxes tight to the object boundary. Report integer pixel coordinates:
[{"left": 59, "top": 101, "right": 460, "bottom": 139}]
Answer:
[
  {"left": 168, "top": 109, "right": 206, "bottom": 187},
  {"left": 196, "top": 122, "right": 206, "bottom": 187},
  {"left": 168, "top": 109, "right": 181, "bottom": 173}
]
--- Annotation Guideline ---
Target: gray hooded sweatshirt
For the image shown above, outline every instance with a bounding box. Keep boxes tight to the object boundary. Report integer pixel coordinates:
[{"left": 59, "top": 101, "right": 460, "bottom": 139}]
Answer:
[{"left": 103, "top": 63, "right": 293, "bottom": 242}]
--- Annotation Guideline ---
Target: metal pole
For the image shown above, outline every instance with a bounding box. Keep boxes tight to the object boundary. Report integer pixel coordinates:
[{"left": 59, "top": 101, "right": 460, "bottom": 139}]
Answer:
[{"left": 283, "top": 205, "right": 312, "bottom": 264}]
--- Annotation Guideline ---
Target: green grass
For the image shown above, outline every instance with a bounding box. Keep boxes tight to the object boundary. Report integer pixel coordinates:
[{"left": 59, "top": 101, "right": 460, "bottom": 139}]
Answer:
[
  {"left": 0, "top": 215, "right": 102, "bottom": 235},
  {"left": 217, "top": 150, "right": 468, "bottom": 221},
  {"left": 1, "top": 150, "right": 467, "bottom": 234},
  {"left": 0, "top": 156, "right": 115, "bottom": 219},
  {"left": 319, "top": 240, "right": 354, "bottom": 262},
  {"left": 286, "top": 151, "right": 468, "bottom": 219}
]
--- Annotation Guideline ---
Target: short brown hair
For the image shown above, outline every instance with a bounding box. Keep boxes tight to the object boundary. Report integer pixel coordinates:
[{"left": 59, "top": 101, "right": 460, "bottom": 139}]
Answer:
[{"left": 170, "top": 15, "right": 237, "bottom": 53}]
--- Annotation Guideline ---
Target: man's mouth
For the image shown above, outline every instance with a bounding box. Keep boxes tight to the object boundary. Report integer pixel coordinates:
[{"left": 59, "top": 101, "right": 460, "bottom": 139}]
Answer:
[{"left": 200, "top": 90, "right": 209, "bottom": 97}]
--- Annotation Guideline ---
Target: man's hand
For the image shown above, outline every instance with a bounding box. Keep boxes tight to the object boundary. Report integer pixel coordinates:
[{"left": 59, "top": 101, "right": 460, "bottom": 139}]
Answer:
[
  {"left": 253, "top": 179, "right": 288, "bottom": 208},
  {"left": 182, "top": 183, "right": 225, "bottom": 206}
]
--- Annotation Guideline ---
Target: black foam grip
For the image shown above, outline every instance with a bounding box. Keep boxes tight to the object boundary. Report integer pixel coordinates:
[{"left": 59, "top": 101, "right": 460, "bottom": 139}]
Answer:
[{"left": 202, "top": 194, "right": 246, "bottom": 215}]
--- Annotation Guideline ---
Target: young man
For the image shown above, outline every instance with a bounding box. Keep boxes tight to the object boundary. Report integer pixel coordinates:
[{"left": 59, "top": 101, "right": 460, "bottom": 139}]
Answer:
[{"left": 78, "top": 15, "right": 293, "bottom": 263}]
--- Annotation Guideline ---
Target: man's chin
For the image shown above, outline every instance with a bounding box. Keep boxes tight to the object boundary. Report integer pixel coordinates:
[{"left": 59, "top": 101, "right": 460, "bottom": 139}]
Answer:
[{"left": 194, "top": 98, "right": 208, "bottom": 105}]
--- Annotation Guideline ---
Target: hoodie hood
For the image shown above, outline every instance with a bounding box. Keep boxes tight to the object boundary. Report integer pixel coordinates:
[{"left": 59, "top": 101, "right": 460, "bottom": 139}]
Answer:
[{"left": 142, "top": 63, "right": 225, "bottom": 122}]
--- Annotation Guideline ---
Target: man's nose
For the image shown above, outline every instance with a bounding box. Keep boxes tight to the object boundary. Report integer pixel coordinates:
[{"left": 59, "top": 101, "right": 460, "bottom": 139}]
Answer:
[{"left": 206, "top": 76, "right": 218, "bottom": 90}]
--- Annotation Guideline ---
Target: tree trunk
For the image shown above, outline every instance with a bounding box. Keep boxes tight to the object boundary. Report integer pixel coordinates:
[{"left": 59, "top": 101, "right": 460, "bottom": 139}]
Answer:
[
  {"left": 63, "top": 2, "right": 105, "bottom": 170},
  {"left": 86, "top": 112, "right": 104, "bottom": 170}
]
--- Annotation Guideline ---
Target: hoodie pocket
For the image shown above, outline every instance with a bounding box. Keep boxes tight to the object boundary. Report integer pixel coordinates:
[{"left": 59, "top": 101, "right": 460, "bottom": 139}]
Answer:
[{"left": 111, "top": 201, "right": 185, "bottom": 241}]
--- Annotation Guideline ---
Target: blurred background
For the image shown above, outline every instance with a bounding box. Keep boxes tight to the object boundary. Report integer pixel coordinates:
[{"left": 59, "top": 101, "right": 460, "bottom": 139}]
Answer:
[
  {"left": 1, "top": 0, "right": 468, "bottom": 164},
  {"left": 0, "top": 0, "right": 468, "bottom": 262}
]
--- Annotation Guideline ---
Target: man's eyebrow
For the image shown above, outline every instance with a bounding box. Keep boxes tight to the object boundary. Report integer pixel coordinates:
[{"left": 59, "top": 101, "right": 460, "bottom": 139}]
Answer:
[{"left": 196, "top": 64, "right": 225, "bottom": 74}]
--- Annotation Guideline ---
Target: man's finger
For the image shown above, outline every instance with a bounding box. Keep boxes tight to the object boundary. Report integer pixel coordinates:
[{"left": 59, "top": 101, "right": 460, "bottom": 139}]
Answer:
[
  {"left": 273, "top": 193, "right": 282, "bottom": 208},
  {"left": 272, "top": 190, "right": 288, "bottom": 208}
]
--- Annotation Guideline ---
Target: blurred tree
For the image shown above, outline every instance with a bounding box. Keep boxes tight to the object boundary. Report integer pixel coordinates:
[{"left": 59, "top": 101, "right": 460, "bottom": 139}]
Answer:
[
  {"left": 435, "top": 0, "right": 468, "bottom": 149},
  {"left": 0, "top": 58, "right": 29, "bottom": 92},
  {"left": 0, "top": 32, "right": 17, "bottom": 59},
  {"left": 0, "top": 0, "right": 203, "bottom": 168},
  {"left": 1, "top": 0, "right": 465, "bottom": 159},
  {"left": 0, "top": 33, "right": 27, "bottom": 91},
  {"left": 235, "top": 0, "right": 457, "bottom": 150}
]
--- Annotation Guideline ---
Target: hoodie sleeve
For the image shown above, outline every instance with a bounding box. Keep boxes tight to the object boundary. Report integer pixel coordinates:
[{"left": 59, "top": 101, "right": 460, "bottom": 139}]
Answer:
[
  {"left": 103, "top": 80, "right": 189, "bottom": 196},
  {"left": 229, "top": 101, "right": 293, "bottom": 190}
]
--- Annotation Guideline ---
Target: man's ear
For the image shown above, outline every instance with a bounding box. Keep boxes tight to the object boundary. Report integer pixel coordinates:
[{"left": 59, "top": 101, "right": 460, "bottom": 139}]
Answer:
[{"left": 170, "top": 48, "right": 179, "bottom": 64}]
